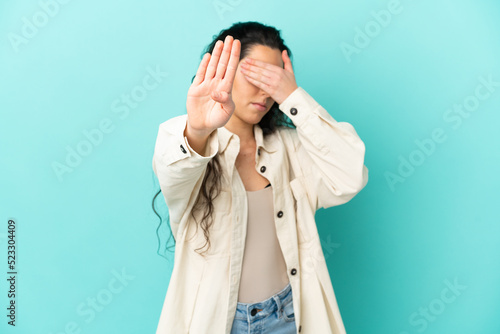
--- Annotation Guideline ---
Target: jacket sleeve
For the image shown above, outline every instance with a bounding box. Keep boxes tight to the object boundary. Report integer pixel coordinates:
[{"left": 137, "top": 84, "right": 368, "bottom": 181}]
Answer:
[
  {"left": 152, "top": 114, "right": 219, "bottom": 241},
  {"left": 279, "top": 87, "right": 368, "bottom": 211}
]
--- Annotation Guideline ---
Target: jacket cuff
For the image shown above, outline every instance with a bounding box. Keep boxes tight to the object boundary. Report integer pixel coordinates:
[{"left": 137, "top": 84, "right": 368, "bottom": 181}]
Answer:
[
  {"left": 184, "top": 131, "right": 218, "bottom": 158},
  {"left": 157, "top": 115, "right": 219, "bottom": 167},
  {"left": 278, "top": 87, "right": 323, "bottom": 126},
  {"left": 181, "top": 116, "right": 219, "bottom": 160}
]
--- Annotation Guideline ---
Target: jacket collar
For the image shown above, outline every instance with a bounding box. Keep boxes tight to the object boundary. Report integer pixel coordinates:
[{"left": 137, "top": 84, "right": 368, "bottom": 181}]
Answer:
[{"left": 217, "top": 123, "right": 278, "bottom": 154}]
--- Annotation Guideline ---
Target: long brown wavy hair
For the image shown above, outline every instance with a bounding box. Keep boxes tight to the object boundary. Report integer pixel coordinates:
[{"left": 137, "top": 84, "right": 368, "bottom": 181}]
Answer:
[{"left": 152, "top": 21, "right": 296, "bottom": 260}]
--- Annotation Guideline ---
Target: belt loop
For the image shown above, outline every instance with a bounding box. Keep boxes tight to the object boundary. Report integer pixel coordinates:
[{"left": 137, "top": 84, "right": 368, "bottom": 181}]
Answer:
[
  {"left": 273, "top": 294, "right": 282, "bottom": 313},
  {"left": 246, "top": 304, "right": 251, "bottom": 324}
]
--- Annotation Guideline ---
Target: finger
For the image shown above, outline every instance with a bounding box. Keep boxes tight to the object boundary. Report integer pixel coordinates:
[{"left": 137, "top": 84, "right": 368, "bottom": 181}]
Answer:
[
  {"left": 211, "top": 90, "right": 232, "bottom": 112},
  {"left": 215, "top": 35, "right": 233, "bottom": 79},
  {"left": 218, "top": 91, "right": 234, "bottom": 113},
  {"left": 282, "top": 50, "right": 294, "bottom": 74},
  {"left": 244, "top": 57, "right": 281, "bottom": 75},
  {"left": 211, "top": 90, "right": 224, "bottom": 102},
  {"left": 205, "top": 40, "right": 224, "bottom": 80},
  {"left": 220, "top": 38, "right": 241, "bottom": 89},
  {"left": 192, "top": 53, "right": 211, "bottom": 85},
  {"left": 243, "top": 72, "right": 270, "bottom": 92},
  {"left": 213, "top": 90, "right": 228, "bottom": 103},
  {"left": 240, "top": 63, "right": 273, "bottom": 81}
]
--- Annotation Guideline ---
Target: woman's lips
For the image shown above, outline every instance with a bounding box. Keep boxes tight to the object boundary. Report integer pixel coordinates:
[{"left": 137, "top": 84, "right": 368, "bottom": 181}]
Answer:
[{"left": 251, "top": 103, "right": 267, "bottom": 111}]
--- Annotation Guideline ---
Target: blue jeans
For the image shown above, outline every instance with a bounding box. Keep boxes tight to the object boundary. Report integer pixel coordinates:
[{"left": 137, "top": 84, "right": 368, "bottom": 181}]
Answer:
[{"left": 230, "top": 282, "right": 297, "bottom": 334}]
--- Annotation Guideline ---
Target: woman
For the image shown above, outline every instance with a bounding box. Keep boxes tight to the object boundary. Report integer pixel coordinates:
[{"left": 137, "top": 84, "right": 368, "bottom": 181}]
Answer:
[{"left": 152, "top": 21, "right": 369, "bottom": 334}]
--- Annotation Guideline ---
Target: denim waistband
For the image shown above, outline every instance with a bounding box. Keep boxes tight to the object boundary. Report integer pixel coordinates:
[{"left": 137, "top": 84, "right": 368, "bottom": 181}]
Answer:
[{"left": 234, "top": 282, "right": 293, "bottom": 321}]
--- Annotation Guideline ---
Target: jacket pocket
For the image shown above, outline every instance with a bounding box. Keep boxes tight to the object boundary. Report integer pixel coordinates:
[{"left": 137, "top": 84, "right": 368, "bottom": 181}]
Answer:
[
  {"left": 187, "top": 256, "right": 207, "bottom": 334},
  {"left": 185, "top": 200, "right": 231, "bottom": 258},
  {"left": 189, "top": 256, "right": 230, "bottom": 333},
  {"left": 289, "top": 176, "right": 315, "bottom": 247}
]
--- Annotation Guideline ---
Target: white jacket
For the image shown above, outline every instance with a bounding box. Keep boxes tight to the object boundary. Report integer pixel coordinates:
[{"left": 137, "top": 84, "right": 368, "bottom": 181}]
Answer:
[{"left": 152, "top": 86, "right": 369, "bottom": 333}]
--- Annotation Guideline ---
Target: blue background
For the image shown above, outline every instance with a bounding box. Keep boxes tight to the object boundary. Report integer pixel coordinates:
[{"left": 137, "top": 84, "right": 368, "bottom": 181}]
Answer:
[{"left": 1, "top": 0, "right": 499, "bottom": 333}]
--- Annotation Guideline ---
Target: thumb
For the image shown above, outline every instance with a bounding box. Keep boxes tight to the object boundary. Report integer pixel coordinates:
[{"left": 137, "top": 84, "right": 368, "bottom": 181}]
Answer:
[
  {"left": 212, "top": 90, "right": 222, "bottom": 102},
  {"left": 213, "top": 90, "right": 229, "bottom": 103},
  {"left": 216, "top": 91, "right": 234, "bottom": 112}
]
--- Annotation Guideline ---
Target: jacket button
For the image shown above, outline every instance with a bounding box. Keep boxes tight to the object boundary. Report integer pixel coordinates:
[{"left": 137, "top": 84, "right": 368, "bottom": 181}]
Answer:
[
  {"left": 298, "top": 325, "right": 302, "bottom": 332},
  {"left": 291, "top": 268, "right": 297, "bottom": 275},
  {"left": 277, "top": 211, "right": 283, "bottom": 218},
  {"left": 290, "top": 107, "right": 298, "bottom": 115},
  {"left": 180, "top": 144, "right": 187, "bottom": 154},
  {"left": 257, "top": 148, "right": 261, "bottom": 156},
  {"left": 260, "top": 166, "right": 266, "bottom": 173}
]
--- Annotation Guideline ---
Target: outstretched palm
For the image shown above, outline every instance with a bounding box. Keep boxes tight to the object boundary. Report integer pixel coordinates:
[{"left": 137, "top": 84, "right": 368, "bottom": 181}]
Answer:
[{"left": 186, "top": 35, "right": 241, "bottom": 134}]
